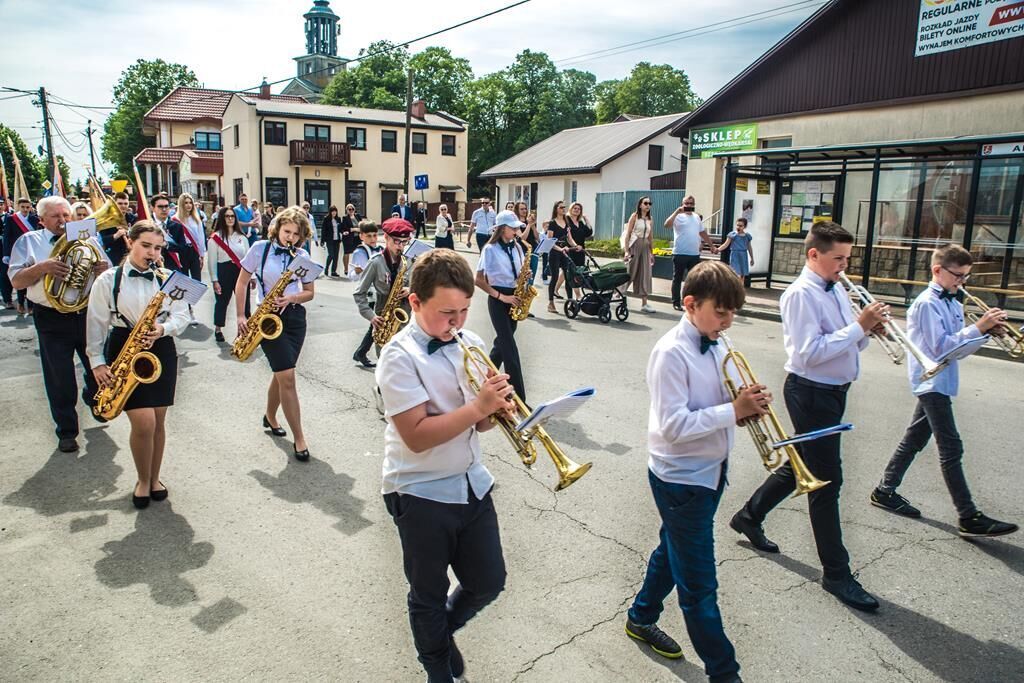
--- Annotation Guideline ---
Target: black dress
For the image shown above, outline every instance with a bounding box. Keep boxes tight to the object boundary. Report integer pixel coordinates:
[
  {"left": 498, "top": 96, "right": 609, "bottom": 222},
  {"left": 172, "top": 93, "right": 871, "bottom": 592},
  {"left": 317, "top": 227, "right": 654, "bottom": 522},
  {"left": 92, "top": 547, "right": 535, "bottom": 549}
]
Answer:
[
  {"left": 566, "top": 216, "right": 593, "bottom": 268},
  {"left": 341, "top": 214, "right": 362, "bottom": 254}
]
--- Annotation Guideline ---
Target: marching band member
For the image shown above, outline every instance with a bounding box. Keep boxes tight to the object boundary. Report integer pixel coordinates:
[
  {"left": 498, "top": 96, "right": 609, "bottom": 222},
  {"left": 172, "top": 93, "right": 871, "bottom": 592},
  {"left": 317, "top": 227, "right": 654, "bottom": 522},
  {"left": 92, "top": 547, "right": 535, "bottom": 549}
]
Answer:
[
  {"left": 207, "top": 207, "right": 252, "bottom": 343},
  {"left": 350, "top": 220, "right": 383, "bottom": 368},
  {"left": 475, "top": 210, "right": 528, "bottom": 402},
  {"left": 147, "top": 194, "right": 180, "bottom": 269},
  {"left": 235, "top": 206, "right": 317, "bottom": 462},
  {"left": 377, "top": 249, "right": 512, "bottom": 683},
  {"left": 86, "top": 221, "right": 189, "bottom": 509},
  {"left": 353, "top": 218, "right": 413, "bottom": 358},
  {"left": 871, "top": 245, "right": 1018, "bottom": 538},
  {"left": 98, "top": 191, "right": 136, "bottom": 267},
  {"left": 625, "top": 261, "right": 761, "bottom": 683},
  {"left": 8, "top": 196, "right": 110, "bottom": 452},
  {"left": 3, "top": 197, "right": 40, "bottom": 314},
  {"left": 169, "top": 193, "right": 206, "bottom": 326},
  {"left": 729, "top": 221, "right": 887, "bottom": 612}
]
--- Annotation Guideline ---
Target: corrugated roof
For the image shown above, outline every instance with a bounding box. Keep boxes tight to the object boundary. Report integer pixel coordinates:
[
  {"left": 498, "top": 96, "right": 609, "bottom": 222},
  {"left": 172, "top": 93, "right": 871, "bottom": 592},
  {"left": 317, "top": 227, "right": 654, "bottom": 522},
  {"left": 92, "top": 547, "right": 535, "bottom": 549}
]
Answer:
[
  {"left": 241, "top": 97, "right": 466, "bottom": 130},
  {"left": 480, "top": 113, "right": 688, "bottom": 178},
  {"left": 144, "top": 87, "right": 307, "bottom": 124}
]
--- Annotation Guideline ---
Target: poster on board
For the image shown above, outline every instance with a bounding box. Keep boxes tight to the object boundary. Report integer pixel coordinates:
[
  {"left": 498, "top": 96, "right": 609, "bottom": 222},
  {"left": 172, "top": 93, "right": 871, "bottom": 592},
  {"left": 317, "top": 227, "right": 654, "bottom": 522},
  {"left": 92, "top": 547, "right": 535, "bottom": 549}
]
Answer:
[
  {"left": 915, "top": 1, "right": 1024, "bottom": 57},
  {"left": 730, "top": 177, "right": 773, "bottom": 277}
]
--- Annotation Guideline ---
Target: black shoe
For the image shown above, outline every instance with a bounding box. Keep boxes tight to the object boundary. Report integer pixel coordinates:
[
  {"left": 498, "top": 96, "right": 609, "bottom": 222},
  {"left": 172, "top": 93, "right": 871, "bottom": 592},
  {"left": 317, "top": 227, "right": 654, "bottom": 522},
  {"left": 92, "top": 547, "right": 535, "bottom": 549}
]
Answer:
[
  {"left": 450, "top": 638, "right": 464, "bottom": 678},
  {"left": 262, "top": 415, "right": 286, "bottom": 437},
  {"left": 672, "top": 303, "right": 682, "bottom": 311},
  {"left": 870, "top": 487, "right": 921, "bottom": 518},
  {"left": 352, "top": 352, "right": 376, "bottom": 368},
  {"left": 293, "top": 444, "right": 310, "bottom": 462},
  {"left": 729, "top": 510, "right": 779, "bottom": 553},
  {"left": 959, "top": 511, "right": 1019, "bottom": 538},
  {"left": 821, "top": 574, "right": 879, "bottom": 612},
  {"left": 554, "top": 293, "right": 564, "bottom": 300},
  {"left": 527, "top": 312, "right": 536, "bottom": 318},
  {"left": 624, "top": 617, "right": 683, "bottom": 659},
  {"left": 58, "top": 437, "right": 79, "bottom": 453},
  {"left": 215, "top": 330, "right": 225, "bottom": 342},
  {"left": 150, "top": 484, "right": 168, "bottom": 502},
  {"left": 132, "top": 493, "right": 151, "bottom": 510}
]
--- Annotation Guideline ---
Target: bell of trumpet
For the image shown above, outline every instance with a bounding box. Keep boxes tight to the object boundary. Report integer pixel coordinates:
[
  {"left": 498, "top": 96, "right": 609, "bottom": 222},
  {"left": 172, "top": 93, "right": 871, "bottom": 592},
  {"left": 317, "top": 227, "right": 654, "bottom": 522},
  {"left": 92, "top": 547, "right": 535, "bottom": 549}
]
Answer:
[{"left": 961, "top": 287, "right": 1024, "bottom": 359}]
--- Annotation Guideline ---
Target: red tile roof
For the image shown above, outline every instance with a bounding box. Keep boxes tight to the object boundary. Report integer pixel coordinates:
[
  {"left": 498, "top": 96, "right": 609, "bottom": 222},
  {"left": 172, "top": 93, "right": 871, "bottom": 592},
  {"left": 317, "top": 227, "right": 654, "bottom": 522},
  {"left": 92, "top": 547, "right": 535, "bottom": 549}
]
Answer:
[
  {"left": 134, "top": 148, "right": 184, "bottom": 164},
  {"left": 144, "top": 87, "right": 306, "bottom": 124},
  {"left": 133, "top": 147, "right": 224, "bottom": 175}
]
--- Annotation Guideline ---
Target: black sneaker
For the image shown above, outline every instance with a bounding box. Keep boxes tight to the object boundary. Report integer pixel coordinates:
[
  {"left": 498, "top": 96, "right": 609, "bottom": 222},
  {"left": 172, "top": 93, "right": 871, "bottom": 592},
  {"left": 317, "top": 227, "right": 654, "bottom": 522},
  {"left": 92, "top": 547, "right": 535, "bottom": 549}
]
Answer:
[
  {"left": 215, "top": 330, "right": 225, "bottom": 343},
  {"left": 450, "top": 637, "right": 464, "bottom": 679},
  {"left": 870, "top": 487, "right": 921, "bottom": 518},
  {"left": 58, "top": 437, "right": 79, "bottom": 453},
  {"left": 959, "top": 512, "right": 1019, "bottom": 538},
  {"left": 352, "top": 352, "right": 376, "bottom": 368},
  {"left": 624, "top": 617, "right": 683, "bottom": 659}
]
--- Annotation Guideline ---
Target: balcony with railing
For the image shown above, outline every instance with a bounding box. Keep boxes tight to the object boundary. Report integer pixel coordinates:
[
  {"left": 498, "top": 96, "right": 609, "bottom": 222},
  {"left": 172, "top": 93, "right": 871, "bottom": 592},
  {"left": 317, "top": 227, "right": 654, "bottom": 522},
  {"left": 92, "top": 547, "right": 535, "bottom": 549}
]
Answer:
[{"left": 289, "top": 140, "right": 351, "bottom": 166}]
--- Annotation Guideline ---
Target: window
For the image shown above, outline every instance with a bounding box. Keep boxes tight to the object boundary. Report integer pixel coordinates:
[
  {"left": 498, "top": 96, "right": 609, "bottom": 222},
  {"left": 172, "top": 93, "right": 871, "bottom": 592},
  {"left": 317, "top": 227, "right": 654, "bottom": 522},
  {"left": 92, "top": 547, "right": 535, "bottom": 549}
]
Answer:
[
  {"left": 346, "top": 127, "right": 366, "bottom": 150},
  {"left": 304, "top": 124, "right": 330, "bottom": 142},
  {"left": 571, "top": 180, "right": 578, "bottom": 203},
  {"left": 510, "top": 184, "right": 533, "bottom": 208},
  {"left": 381, "top": 130, "right": 398, "bottom": 153},
  {"left": 441, "top": 134, "right": 456, "bottom": 156},
  {"left": 233, "top": 178, "right": 243, "bottom": 204},
  {"left": 760, "top": 137, "right": 792, "bottom": 172},
  {"left": 412, "top": 132, "right": 427, "bottom": 155},
  {"left": 265, "top": 178, "right": 288, "bottom": 207},
  {"left": 233, "top": 124, "right": 239, "bottom": 148},
  {"left": 648, "top": 144, "right": 664, "bottom": 171},
  {"left": 264, "top": 121, "right": 286, "bottom": 146},
  {"left": 195, "top": 131, "right": 221, "bottom": 151}
]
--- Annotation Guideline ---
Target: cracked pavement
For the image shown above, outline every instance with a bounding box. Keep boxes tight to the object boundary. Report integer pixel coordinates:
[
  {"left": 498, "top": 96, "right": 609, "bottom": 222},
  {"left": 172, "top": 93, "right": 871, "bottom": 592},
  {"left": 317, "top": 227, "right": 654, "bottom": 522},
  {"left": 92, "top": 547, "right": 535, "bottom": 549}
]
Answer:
[{"left": 1, "top": 248, "right": 1022, "bottom": 682}]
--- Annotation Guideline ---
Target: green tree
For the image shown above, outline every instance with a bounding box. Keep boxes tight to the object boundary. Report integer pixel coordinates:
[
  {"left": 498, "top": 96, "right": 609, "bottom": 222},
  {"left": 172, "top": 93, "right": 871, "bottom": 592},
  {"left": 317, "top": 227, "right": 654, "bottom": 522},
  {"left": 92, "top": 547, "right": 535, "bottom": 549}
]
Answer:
[
  {"left": 462, "top": 72, "right": 516, "bottom": 186},
  {"left": 321, "top": 41, "right": 409, "bottom": 110},
  {"left": 0, "top": 124, "right": 45, "bottom": 198},
  {"left": 595, "top": 79, "right": 622, "bottom": 124},
  {"left": 101, "top": 59, "right": 199, "bottom": 176},
  {"left": 409, "top": 47, "right": 473, "bottom": 114},
  {"left": 595, "top": 63, "right": 701, "bottom": 123}
]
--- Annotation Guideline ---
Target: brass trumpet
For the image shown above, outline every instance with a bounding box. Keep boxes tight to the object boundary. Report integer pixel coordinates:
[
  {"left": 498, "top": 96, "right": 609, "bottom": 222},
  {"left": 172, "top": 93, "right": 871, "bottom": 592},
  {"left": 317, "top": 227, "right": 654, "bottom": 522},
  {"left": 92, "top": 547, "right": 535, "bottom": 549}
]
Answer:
[
  {"left": 960, "top": 287, "right": 1023, "bottom": 359},
  {"left": 451, "top": 328, "right": 591, "bottom": 490},
  {"left": 719, "top": 332, "right": 829, "bottom": 497}
]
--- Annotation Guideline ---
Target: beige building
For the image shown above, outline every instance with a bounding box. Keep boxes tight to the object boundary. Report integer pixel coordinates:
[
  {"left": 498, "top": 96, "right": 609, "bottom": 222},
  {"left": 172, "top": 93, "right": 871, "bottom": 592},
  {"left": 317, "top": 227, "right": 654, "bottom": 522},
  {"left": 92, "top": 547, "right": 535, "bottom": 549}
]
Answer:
[{"left": 222, "top": 94, "right": 468, "bottom": 223}]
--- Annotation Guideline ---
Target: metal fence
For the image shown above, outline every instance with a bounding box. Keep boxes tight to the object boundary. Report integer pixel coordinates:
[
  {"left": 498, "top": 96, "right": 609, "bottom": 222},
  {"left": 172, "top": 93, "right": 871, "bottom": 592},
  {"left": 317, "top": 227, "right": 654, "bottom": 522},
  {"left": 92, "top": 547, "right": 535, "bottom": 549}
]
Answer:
[{"left": 593, "top": 189, "right": 686, "bottom": 243}]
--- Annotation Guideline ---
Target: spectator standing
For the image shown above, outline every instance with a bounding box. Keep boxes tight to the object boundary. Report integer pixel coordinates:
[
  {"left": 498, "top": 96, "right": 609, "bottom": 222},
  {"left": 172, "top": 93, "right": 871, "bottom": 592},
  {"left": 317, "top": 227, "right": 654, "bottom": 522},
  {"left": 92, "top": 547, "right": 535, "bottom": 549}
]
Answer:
[
  {"left": 468, "top": 198, "right": 496, "bottom": 252},
  {"left": 665, "top": 195, "right": 713, "bottom": 310},
  {"left": 623, "top": 196, "right": 655, "bottom": 313},
  {"left": 320, "top": 205, "right": 342, "bottom": 277},
  {"left": 433, "top": 204, "right": 455, "bottom": 249}
]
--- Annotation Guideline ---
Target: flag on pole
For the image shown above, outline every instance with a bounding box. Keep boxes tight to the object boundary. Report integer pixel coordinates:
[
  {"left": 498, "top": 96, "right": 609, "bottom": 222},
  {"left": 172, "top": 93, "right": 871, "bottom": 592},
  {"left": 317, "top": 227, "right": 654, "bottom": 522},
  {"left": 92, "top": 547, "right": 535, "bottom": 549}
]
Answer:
[
  {"left": 5, "top": 136, "right": 30, "bottom": 201},
  {"left": 133, "top": 164, "right": 149, "bottom": 220},
  {"left": 52, "top": 158, "right": 65, "bottom": 198},
  {"left": 0, "top": 153, "right": 10, "bottom": 212}
]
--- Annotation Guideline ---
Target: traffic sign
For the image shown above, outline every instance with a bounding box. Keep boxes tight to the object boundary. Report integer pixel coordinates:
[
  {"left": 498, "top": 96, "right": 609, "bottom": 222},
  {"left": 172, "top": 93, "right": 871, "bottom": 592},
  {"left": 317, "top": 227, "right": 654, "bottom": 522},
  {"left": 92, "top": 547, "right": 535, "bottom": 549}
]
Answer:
[
  {"left": 414, "top": 174, "right": 429, "bottom": 190},
  {"left": 41, "top": 180, "right": 52, "bottom": 190}
]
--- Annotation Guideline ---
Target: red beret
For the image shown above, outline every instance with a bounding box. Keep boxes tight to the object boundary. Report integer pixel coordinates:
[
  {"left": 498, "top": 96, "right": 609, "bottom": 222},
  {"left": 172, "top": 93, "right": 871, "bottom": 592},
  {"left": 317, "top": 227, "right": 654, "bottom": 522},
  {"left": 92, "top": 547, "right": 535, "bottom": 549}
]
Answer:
[{"left": 382, "top": 217, "right": 413, "bottom": 237}]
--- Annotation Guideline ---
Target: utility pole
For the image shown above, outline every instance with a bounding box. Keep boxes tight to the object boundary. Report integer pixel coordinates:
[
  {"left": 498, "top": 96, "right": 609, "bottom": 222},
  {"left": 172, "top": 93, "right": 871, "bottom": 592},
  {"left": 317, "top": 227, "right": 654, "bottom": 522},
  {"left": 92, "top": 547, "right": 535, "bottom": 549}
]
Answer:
[
  {"left": 86, "top": 120, "right": 98, "bottom": 180},
  {"left": 38, "top": 87, "right": 55, "bottom": 183},
  {"left": 403, "top": 68, "right": 413, "bottom": 199}
]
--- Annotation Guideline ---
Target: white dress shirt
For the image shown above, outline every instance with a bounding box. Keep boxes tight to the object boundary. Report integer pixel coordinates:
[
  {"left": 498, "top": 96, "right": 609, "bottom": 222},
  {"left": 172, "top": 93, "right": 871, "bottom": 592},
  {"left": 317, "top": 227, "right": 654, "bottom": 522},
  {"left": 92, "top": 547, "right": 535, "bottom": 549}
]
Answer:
[
  {"left": 471, "top": 207, "right": 497, "bottom": 235},
  {"left": 781, "top": 266, "right": 869, "bottom": 385},
  {"left": 239, "top": 240, "right": 316, "bottom": 303},
  {"left": 907, "top": 282, "right": 984, "bottom": 397},
  {"left": 8, "top": 228, "right": 111, "bottom": 307},
  {"left": 477, "top": 240, "right": 524, "bottom": 289},
  {"left": 348, "top": 243, "right": 382, "bottom": 281},
  {"left": 376, "top": 319, "right": 494, "bottom": 504},
  {"left": 180, "top": 215, "right": 207, "bottom": 257},
  {"left": 647, "top": 316, "right": 738, "bottom": 490},
  {"left": 85, "top": 262, "right": 190, "bottom": 367},
  {"left": 207, "top": 232, "right": 250, "bottom": 281}
]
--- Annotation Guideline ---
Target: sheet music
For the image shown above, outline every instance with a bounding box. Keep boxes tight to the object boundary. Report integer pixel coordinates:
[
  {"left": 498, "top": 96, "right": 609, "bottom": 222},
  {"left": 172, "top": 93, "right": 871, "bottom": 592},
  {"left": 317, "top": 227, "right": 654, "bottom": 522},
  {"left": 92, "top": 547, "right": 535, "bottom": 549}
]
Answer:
[
  {"left": 535, "top": 236, "right": 557, "bottom": 255},
  {"left": 160, "top": 271, "right": 208, "bottom": 305},
  {"left": 937, "top": 335, "right": 990, "bottom": 363},
  {"left": 515, "top": 387, "right": 595, "bottom": 432},
  {"left": 289, "top": 254, "right": 324, "bottom": 282},
  {"left": 772, "top": 423, "right": 853, "bottom": 449},
  {"left": 404, "top": 239, "right": 433, "bottom": 260},
  {"left": 65, "top": 218, "right": 97, "bottom": 241}
]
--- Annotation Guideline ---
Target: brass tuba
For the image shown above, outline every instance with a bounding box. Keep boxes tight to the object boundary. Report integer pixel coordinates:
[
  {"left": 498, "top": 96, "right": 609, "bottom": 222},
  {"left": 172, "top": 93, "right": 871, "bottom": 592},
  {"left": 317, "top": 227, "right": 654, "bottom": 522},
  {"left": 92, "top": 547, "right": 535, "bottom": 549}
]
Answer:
[
  {"left": 44, "top": 199, "right": 123, "bottom": 312},
  {"left": 719, "top": 331, "right": 829, "bottom": 497},
  {"left": 451, "top": 328, "right": 591, "bottom": 491}
]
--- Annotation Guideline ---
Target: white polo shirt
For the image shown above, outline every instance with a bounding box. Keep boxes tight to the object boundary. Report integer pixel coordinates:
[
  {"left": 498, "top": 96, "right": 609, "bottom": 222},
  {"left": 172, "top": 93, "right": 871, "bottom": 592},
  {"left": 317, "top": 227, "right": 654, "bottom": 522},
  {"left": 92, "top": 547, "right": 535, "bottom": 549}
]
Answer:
[
  {"left": 477, "top": 239, "right": 525, "bottom": 288},
  {"left": 8, "top": 228, "right": 111, "bottom": 307}
]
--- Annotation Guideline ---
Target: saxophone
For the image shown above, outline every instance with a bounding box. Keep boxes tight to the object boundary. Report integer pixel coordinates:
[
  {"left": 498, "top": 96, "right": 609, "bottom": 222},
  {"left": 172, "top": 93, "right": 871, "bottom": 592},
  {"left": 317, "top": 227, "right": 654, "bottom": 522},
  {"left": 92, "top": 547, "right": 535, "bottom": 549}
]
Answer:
[
  {"left": 232, "top": 249, "right": 307, "bottom": 362},
  {"left": 93, "top": 266, "right": 173, "bottom": 421},
  {"left": 510, "top": 241, "right": 537, "bottom": 321},
  {"left": 372, "top": 254, "right": 410, "bottom": 347}
]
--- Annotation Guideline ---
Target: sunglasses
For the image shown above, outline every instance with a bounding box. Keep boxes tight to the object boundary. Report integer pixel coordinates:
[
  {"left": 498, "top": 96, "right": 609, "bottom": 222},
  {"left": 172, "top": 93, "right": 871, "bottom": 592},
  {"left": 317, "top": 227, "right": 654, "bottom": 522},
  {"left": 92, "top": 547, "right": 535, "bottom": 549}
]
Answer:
[
  {"left": 154, "top": 204, "right": 169, "bottom": 209},
  {"left": 641, "top": 201, "right": 651, "bottom": 205}
]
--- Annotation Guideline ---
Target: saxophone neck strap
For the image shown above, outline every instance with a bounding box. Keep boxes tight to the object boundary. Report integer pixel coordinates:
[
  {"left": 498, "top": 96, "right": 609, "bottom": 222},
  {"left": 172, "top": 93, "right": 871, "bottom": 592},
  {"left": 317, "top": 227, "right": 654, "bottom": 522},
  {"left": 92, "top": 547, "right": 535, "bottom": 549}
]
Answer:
[{"left": 112, "top": 265, "right": 167, "bottom": 327}]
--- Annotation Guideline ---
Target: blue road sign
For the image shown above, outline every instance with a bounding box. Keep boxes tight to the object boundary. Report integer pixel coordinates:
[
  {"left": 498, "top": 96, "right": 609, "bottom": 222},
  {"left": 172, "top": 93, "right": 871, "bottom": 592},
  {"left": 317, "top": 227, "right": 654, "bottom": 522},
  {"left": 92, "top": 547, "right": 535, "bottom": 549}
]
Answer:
[{"left": 414, "top": 174, "right": 429, "bottom": 190}]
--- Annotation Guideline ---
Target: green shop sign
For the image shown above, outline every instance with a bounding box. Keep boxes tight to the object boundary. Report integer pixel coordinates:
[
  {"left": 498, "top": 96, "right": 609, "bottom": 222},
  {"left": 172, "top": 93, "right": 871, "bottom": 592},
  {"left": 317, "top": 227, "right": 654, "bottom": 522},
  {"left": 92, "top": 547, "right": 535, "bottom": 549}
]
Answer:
[{"left": 689, "top": 124, "right": 758, "bottom": 159}]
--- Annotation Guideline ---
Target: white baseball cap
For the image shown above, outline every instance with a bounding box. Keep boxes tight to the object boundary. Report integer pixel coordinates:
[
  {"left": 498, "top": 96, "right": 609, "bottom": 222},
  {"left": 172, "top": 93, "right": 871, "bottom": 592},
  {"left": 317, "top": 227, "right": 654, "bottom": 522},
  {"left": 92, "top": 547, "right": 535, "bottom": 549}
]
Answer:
[{"left": 494, "top": 210, "right": 525, "bottom": 229}]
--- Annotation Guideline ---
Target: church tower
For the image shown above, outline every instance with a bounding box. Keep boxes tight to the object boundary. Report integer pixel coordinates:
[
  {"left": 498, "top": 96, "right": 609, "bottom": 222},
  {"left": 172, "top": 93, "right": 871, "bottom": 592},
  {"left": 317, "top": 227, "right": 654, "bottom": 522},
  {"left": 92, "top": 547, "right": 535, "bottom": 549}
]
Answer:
[{"left": 282, "top": 0, "right": 348, "bottom": 102}]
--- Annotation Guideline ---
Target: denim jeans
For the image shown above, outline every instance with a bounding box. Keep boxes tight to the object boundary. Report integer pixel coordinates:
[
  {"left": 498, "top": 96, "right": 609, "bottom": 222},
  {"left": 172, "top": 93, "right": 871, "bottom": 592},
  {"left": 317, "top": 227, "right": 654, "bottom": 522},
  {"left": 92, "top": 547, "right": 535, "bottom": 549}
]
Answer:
[
  {"left": 628, "top": 469, "right": 739, "bottom": 681},
  {"left": 528, "top": 253, "right": 539, "bottom": 285},
  {"left": 880, "top": 392, "right": 976, "bottom": 518}
]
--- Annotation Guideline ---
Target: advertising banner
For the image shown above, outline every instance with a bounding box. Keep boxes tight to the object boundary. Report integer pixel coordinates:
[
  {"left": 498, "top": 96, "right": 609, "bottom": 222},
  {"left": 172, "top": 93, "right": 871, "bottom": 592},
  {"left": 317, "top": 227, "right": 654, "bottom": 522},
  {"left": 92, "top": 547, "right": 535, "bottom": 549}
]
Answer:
[{"left": 916, "top": 0, "right": 1024, "bottom": 57}]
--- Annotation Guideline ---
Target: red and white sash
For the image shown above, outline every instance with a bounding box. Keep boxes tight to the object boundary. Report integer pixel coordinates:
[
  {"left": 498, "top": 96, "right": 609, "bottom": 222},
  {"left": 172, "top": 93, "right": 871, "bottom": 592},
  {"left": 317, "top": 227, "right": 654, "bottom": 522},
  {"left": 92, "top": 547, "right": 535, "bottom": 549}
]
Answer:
[
  {"left": 11, "top": 213, "right": 32, "bottom": 234},
  {"left": 210, "top": 233, "right": 243, "bottom": 268}
]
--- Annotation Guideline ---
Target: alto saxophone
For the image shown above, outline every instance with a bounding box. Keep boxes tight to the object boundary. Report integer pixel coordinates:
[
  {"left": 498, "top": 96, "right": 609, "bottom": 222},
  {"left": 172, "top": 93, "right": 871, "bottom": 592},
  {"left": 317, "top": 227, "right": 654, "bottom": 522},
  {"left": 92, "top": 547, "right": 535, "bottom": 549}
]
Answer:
[
  {"left": 510, "top": 241, "right": 537, "bottom": 321},
  {"left": 232, "top": 249, "right": 306, "bottom": 361},
  {"left": 93, "top": 266, "right": 175, "bottom": 421},
  {"left": 372, "top": 254, "right": 410, "bottom": 347}
]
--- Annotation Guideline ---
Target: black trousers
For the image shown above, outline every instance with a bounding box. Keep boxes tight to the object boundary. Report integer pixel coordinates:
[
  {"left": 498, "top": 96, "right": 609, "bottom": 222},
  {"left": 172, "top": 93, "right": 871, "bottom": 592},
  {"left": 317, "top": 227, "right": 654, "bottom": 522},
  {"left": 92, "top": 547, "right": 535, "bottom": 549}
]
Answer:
[
  {"left": 384, "top": 491, "right": 506, "bottom": 682},
  {"left": 355, "top": 325, "right": 374, "bottom": 358},
  {"left": 0, "top": 260, "right": 11, "bottom": 303},
  {"left": 547, "top": 252, "right": 574, "bottom": 301},
  {"left": 176, "top": 254, "right": 202, "bottom": 281},
  {"left": 742, "top": 374, "right": 851, "bottom": 580},
  {"left": 324, "top": 241, "right": 340, "bottom": 275},
  {"left": 671, "top": 254, "right": 702, "bottom": 305},
  {"left": 33, "top": 305, "right": 99, "bottom": 439},
  {"left": 487, "top": 287, "right": 525, "bottom": 402},
  {"left": 214, "top": 261, "right": 251, "bottom": 328}
]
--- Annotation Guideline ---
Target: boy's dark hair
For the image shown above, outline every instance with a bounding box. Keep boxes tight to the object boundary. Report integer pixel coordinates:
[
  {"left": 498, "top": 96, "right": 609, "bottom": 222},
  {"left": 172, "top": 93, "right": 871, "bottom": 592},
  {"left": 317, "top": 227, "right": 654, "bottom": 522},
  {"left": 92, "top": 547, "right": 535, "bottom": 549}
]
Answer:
[
  {"left": 149, "top": 193, "right": 170, "bottom": 207},
  {"left": 682, "top": 260, "right": 745, "bottom": 310},
  {"left": 804, "top": 220, "right": 853, "bottom": 254},
  {"left": 411, "top": 249, "right": 475, "bottom": 301},
  {"left": 358, "top": 219, "right": 378, "bottom": 234},
  {"left": 113, "top": 191, "right": 129, "bottom": 201},
  {"left": 736, "top": 217, "right": 748, "bottom": 226},
  {"left": 931, "top": 244, "right": 972, "bottom": 268}
]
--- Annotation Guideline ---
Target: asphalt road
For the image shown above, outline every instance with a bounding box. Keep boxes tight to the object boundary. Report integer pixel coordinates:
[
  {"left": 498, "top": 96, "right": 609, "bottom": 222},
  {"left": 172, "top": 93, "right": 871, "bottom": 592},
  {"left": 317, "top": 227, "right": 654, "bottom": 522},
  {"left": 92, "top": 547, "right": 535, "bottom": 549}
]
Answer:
[{"left": 1, "top": 247, "right": 1022, "bottom": 682}]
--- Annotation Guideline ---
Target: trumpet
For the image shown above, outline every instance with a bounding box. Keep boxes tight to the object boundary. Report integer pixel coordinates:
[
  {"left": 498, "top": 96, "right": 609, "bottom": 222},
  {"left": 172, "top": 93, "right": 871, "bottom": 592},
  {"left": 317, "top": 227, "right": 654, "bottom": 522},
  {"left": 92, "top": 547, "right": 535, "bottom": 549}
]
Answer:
[
  {"left": 450, "top": 328, "right": 591, "bottom": 491},
  {"left": 838, "top": 272, "right": 947, "bottom": 382},
  {"left": 719, "top": 332, "right": 829, "bottom": 497},
  {"left": 960, "top": 287, "right": 1024, "bottom": 359}
]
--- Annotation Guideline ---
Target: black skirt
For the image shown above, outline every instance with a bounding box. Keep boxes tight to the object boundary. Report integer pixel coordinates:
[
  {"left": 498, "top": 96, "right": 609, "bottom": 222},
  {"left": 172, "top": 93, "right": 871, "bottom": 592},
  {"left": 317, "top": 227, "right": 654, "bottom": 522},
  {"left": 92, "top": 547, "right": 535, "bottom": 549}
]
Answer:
[
  {"left": 104, "top": 326, "right": 178, "bottom": 409},
  {"left": 434, "top": 234, "right": 455, "bottom": 250},
  {"left": 342, "top": 233, "right": 360, "bottom": 254},
  {"left": 260, "top": 304, "right": 306, "bottom": 372}
]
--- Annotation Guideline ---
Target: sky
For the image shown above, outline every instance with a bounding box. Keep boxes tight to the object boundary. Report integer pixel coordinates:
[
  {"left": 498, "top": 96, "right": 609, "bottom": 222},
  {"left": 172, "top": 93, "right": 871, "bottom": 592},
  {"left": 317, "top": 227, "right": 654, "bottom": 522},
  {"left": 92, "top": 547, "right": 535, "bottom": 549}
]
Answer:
[{"left": 0, "top": 0, "right": 824, "bottom": 183}]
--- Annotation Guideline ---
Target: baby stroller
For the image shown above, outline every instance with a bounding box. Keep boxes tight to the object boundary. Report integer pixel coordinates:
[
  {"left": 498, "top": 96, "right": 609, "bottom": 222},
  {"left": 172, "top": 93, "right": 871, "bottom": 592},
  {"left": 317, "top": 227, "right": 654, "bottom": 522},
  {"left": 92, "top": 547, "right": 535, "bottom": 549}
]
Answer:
[{"left": 563, "top": 252, "right": 631, "bottom": 323}]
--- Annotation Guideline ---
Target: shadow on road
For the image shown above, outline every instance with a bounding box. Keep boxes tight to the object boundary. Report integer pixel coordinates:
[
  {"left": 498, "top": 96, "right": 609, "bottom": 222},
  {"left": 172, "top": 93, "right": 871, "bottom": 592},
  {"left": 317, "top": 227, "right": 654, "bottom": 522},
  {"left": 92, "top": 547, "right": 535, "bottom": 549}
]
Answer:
[{"left": 918, "top": 515, "right": 1024, "bottom": 578}]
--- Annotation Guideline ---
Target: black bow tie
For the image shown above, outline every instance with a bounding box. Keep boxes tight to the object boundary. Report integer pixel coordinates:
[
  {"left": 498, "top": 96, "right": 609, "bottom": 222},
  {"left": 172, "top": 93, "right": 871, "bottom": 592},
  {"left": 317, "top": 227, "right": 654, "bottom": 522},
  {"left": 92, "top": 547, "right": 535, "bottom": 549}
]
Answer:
[
  {"left": 128, "top": 269, "right": 154, "bottom": 281},
  {"left": 700, "top": 335, "right": 718, "bottom": 354},
  {"left": 274, "top": 246, "right": 293, "bottom": 256},
  {"left": 50, "top": 233, "right": 61, "bottom": 244},
  {"left": 939, "top": 289, "right": 964, "bottom": 303},
  {"left": 501, "top": 240, "right": 516, "bottom": 252},
  {"left": 824, "top": 280, "right": 836, "bottom": 292},
  {"left": 427, "top": 334, "right": 461, "bottom": 355}
]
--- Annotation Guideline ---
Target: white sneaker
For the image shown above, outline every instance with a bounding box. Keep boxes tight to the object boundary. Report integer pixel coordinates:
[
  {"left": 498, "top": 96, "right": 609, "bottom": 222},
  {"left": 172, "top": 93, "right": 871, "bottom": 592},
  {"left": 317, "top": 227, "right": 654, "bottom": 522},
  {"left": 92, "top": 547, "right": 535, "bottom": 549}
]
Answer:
[{"left": 641, "top": 304, "right": 655, "bottom": 313}]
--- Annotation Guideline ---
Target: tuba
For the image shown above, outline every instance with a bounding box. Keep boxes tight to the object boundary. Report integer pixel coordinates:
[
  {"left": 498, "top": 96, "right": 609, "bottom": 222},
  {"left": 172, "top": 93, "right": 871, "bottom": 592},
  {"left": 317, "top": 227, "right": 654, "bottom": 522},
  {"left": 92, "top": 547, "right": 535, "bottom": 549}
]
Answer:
[
  {"left": 719, "top": 332, "right": 829, "bottom": 497},
  {"left": 451, "top": 328, "right": 591, "bottom": 491},
  {"left": 232, "top": 248, "right": 305, "bottom": 361},
  {"left": 372, "top": 254, "right": 410, "bottom": 347},
  {"left": 509, "top": 241, "right": 537, "bottom": 321},
  {"left": 960, "top": 287, "right": 1024, "bottom": 359},
  {"left": 44, "top": 199, "right": 123, "bottom": 313}
]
